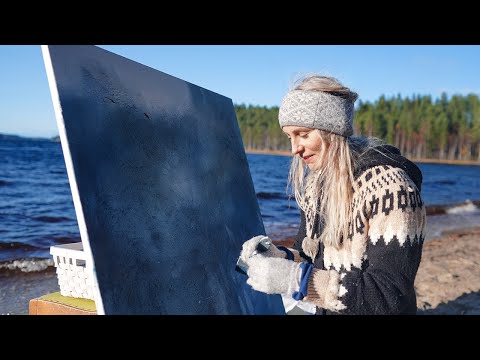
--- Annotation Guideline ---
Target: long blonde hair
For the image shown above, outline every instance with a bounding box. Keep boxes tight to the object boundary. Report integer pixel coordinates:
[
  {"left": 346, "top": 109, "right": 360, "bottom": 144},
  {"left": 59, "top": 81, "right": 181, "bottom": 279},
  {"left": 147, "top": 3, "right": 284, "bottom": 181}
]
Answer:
[{"left": 287, "top": 75, "right": 383, "bottom": 249}]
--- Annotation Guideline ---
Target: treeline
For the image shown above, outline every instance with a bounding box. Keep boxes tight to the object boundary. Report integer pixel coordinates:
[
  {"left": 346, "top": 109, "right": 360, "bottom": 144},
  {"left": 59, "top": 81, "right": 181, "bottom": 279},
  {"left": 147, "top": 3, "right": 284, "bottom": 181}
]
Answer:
[{"left": 235, "top": 93, "right": 480, "bottom": 161}]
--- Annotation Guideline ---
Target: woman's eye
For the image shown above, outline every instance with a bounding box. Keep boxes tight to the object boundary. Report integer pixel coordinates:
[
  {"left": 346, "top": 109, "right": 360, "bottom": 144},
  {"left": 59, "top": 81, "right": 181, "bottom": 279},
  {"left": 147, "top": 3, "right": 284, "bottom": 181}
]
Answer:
[{"left": 300, "top": 133, "right": 309, "bottom": 138}]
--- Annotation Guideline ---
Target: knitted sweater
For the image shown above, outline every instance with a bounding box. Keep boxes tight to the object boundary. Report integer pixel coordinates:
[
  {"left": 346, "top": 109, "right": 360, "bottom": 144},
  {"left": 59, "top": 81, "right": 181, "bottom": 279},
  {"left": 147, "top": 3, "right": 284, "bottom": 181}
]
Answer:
[{"left": 288, "top": 145, "right": 426, "bottom": 315}]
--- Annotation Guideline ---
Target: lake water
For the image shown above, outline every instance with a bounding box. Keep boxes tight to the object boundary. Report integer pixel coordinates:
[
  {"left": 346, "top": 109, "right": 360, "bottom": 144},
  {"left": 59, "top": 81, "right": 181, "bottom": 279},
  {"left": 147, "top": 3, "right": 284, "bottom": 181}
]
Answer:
[{"left": 1, "top": 137, "right": 479, "bottom": 272}]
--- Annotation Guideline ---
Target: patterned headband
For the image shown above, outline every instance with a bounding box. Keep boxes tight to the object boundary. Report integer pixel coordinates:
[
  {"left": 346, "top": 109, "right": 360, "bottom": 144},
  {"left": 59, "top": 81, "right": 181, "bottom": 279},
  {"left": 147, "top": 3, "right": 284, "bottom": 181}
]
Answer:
[{"left": 278, "top": 90, "right": 355, "bottom": 137}]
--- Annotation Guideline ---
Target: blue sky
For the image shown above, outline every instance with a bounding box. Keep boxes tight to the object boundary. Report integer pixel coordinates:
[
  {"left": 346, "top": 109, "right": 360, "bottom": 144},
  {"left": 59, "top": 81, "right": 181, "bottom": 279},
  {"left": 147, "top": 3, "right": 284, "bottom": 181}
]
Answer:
[{"left": 1, "top": 45, "right": 479, "bottom": 138}]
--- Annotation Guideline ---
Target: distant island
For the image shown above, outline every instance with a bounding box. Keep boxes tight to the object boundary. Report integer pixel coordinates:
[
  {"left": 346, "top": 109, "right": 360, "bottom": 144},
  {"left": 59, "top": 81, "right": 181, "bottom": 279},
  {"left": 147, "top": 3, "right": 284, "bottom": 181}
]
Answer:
[
  {"left": 0, "top": 133, "right": 60, "bottom": 142},
  {"left": 0, "top": 133, "right": 25, "bottom": 141}
]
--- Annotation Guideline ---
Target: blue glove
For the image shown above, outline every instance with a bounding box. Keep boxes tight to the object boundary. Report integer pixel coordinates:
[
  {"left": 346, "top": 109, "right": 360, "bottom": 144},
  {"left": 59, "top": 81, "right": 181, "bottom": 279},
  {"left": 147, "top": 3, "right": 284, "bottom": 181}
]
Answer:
[{"left": 245, "top": 256, "right": 313, "bottom": 299}]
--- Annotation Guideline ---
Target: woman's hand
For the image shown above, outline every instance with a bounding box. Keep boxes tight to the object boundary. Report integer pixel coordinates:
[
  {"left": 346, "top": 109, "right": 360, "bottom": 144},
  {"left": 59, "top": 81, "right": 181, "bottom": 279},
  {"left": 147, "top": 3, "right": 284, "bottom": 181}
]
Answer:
[
  {"left": 246, "top": 256, "right": 303, "bottom": 296},
  {"left": 239, "top": 235, "right": 287, "bottom": 264}
]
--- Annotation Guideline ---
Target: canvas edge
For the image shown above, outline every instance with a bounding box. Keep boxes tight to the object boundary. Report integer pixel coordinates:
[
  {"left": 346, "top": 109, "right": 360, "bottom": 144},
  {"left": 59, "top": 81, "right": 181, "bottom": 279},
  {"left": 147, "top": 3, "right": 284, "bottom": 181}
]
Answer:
[{"left": 40, "top": 45, "right": 105, "bottom": 315}]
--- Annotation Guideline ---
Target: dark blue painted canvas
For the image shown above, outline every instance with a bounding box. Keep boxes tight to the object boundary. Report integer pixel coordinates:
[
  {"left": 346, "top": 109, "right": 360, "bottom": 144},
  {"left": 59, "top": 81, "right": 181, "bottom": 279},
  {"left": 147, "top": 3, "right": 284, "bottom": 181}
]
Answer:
[{"left": 42, "top": 45, "right": 285, "bottom": 314}]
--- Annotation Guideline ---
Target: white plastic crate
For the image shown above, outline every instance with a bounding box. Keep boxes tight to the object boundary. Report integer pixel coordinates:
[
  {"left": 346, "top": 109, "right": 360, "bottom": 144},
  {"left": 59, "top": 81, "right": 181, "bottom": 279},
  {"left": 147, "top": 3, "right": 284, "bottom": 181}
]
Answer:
[{"left": 50, "top": 242, "right": 95, "bottom": 300}]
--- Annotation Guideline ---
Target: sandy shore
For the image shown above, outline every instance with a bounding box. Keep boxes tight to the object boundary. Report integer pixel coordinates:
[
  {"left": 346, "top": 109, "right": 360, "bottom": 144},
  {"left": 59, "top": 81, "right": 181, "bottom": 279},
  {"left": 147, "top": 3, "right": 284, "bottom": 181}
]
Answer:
[
  {"left": 415, "top": 226, "right": 480, "bottom": 314},
  {"left": 0, "top": 267, "right": 59, "bottom": 315},
  {"left": 1, "top": 227, "right": 479, "bottom": 315}
]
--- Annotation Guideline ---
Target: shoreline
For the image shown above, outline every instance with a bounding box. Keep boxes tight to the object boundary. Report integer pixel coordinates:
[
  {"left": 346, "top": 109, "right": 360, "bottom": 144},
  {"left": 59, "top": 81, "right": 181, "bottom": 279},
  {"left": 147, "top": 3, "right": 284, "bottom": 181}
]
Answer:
[
  {"left": 246, "top": 149, "right": 480, "bottom": 166},
  {"left": 1, "top": 226, "right": 479, "bottom": 315}
]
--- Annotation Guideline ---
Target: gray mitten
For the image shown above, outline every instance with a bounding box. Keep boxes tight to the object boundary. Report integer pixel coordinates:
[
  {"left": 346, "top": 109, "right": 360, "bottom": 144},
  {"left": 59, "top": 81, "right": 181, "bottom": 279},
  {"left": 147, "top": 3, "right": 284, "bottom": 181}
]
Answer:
[
  {"left": 239, "top": 235, "right": 287, "bottom": 264},
  {"left": 246, "top": 256, "right": 302, "bottom": 296}
]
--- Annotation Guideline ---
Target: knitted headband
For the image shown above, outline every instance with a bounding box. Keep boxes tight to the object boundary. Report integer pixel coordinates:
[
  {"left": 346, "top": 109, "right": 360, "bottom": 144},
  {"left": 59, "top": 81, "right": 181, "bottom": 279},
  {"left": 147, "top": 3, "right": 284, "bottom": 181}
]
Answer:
[{"left": 278, "top": 90, "right": 355, "bottom": 137}]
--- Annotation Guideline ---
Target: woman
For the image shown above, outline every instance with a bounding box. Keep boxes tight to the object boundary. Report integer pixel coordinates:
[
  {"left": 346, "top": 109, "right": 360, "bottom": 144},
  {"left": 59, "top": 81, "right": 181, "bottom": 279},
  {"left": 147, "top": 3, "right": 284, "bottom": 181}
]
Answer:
[{"left": 239, "top": 75, "right": 426, "bottom": 315}]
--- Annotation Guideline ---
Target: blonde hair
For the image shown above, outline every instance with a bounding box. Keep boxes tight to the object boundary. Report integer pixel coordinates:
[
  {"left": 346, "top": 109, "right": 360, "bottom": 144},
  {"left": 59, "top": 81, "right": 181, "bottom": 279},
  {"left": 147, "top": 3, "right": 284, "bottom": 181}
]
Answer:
[
  {"left": 291, "top": 74, "right": 358, "bottom": 103},
  {"left": 287, "top": 75, "right": 382, "bottom": 249}
]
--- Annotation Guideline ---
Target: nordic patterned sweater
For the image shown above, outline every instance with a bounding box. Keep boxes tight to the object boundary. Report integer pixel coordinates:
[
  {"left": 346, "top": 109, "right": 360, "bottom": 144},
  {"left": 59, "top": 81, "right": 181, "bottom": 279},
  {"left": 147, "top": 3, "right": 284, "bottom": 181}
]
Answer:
[{"left": 288, "top": 145, "right": 426, "bottom": 315}]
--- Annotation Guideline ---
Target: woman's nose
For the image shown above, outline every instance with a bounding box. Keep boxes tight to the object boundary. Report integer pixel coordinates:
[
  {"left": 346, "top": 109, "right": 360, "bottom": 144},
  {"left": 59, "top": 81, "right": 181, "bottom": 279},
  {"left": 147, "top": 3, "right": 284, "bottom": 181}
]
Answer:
[{"left": 291, "top": 142, "right": 304, "bottom": 155}]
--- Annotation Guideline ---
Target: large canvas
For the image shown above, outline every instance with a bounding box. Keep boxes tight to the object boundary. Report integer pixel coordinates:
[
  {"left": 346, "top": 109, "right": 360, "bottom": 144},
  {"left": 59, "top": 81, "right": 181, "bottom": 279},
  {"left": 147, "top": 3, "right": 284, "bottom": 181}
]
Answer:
[{"left": 41, "top": 45, "right": 285, "bottom": 314}]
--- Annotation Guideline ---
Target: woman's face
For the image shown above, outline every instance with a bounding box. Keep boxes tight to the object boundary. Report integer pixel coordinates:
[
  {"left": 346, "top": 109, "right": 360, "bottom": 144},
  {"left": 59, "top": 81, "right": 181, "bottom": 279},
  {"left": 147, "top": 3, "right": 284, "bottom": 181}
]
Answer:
[{"left": 282, "top": 126, "right": 327, "bottom": 170}]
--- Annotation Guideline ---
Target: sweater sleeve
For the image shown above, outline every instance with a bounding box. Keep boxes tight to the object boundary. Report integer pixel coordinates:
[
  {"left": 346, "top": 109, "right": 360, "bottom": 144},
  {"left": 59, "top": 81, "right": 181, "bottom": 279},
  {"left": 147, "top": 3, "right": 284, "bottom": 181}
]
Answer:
[{"left": 304, "top": 166, "right": 426, "bottom": 314}]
